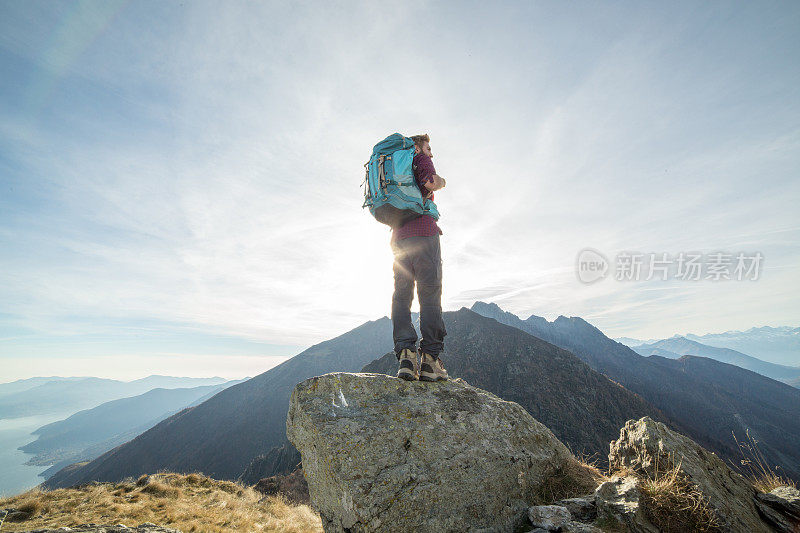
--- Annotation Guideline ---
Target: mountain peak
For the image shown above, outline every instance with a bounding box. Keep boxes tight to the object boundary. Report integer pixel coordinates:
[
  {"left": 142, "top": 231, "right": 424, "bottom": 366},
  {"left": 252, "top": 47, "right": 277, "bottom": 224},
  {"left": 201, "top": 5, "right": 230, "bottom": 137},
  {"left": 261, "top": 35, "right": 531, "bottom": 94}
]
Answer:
[
  {"left": 470, "top": 301, "right": 502, "bottom": 311},
  {"left": 553, "top": 314, "right": 598, "bottom": 331}
]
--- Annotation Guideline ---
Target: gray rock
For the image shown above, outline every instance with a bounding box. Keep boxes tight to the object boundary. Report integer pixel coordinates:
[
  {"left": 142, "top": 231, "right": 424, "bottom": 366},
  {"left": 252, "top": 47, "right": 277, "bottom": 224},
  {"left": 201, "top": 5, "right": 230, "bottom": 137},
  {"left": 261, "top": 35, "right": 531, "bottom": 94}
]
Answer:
[
  {"left": 755, "top": 486, "right": 800, "bottom": 532},
  {"left": 609, "top": 416, "right": 771, "bottom": 532},
  {"left": 562, "top": 522, "right": 603, "bottom": 533},
  {"left": 286, "top": 372, "right": 573, "bottom": 533},
  {"left": 528, "top": 504, "right": 571, "bottom": 530},
  {"left": 556, "top": 496, "right": 596, "bottom": 522},
  {"left": 594, "top": 475, "right": 659, "bottom": 533}
]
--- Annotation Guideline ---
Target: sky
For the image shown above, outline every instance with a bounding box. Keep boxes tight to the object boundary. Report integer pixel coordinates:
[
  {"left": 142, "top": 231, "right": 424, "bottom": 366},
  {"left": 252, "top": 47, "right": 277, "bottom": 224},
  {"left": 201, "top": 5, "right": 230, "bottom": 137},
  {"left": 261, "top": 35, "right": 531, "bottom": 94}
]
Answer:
[{"left": 1, "top": 1, "right": 798, "bottom": 382}]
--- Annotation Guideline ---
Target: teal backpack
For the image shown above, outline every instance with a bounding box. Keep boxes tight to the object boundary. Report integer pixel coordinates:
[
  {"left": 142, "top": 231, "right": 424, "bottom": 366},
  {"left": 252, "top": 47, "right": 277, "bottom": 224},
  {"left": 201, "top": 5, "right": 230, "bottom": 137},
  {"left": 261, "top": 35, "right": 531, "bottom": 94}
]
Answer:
[{"left": 362, "top": 133, "right": 440, "bottom": 228}]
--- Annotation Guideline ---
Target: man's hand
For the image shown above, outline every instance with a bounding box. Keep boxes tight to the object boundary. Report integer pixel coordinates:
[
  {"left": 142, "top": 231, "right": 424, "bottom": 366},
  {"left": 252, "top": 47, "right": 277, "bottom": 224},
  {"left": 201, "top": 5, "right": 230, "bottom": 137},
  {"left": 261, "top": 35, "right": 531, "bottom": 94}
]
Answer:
[{"left": 424, "top": 174, "right": 446, "bottom": 192}]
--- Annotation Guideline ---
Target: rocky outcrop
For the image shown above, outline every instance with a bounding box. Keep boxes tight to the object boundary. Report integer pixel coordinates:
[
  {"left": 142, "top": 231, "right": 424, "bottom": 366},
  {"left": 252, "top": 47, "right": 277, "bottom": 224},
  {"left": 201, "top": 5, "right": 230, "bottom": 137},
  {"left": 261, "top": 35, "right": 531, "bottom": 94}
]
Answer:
[
  {"left": 755, "top": 486, "right": 800, "bottom": 532},
  {"left": 609, "top": 416, "right": 770, "bottom": 532},
  {"left": 594, "top": 475, "right": 658, "bottom": 533},
  {"left": 286, "top": 372, "right": 573, "bottom": 533},
  {"left": 285, "top": 372, "right": 780, "bottom": 533}
]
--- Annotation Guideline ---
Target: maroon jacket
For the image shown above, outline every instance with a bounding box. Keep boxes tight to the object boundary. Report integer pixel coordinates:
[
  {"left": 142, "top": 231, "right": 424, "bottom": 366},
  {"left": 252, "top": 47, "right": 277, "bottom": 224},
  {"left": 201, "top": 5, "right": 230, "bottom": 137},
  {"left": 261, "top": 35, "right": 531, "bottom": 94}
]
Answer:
[{"left": 390, "top": 153, "right": 443, "bottom": 243}]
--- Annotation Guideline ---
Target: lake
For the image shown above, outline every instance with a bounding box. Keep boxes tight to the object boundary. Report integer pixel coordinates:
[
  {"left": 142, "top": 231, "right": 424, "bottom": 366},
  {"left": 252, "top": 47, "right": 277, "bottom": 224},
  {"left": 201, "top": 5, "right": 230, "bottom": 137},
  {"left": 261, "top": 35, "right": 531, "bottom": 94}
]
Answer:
[{"left": 0, "top": 414, "right": 70, "bottom": 498}]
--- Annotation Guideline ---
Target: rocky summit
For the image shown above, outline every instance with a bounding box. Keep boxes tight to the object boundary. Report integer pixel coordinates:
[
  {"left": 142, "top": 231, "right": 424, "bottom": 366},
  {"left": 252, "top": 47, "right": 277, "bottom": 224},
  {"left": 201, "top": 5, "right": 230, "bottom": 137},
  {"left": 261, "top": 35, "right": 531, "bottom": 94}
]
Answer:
[
  {"left": 286, "top": 372, "right": 573, "bottom": 533},
  {"left": 286, "top": 372, "right": 795, "bottom": 533}
]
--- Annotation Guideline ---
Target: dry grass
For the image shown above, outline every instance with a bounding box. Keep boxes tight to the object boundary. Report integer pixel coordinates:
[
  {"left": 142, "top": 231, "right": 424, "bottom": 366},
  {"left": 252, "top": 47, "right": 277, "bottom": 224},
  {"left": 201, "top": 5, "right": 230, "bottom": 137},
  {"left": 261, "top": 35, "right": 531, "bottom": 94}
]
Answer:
[
  {"left": 534, "top": 454, "right": 608, "bottom": 504},
  {"left": 732, "top": 430, "right": 797, "bottom": 493},
  {"left": 638, "top": 455, "right": 720, "bottom": 533},
  {"left": 0, "top": 471, "right": 322, "bottom": 533}
]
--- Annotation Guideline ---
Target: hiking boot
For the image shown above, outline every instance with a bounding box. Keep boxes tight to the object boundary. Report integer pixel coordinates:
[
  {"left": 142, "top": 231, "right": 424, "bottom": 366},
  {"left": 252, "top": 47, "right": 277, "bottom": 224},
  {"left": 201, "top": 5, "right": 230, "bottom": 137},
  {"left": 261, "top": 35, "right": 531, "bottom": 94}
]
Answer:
[
  {"left": 396, "top": 348, "right": 419, "bottom": 381},
  {"left": 419, "top": 351, "right": 449, "bottom": 382}
]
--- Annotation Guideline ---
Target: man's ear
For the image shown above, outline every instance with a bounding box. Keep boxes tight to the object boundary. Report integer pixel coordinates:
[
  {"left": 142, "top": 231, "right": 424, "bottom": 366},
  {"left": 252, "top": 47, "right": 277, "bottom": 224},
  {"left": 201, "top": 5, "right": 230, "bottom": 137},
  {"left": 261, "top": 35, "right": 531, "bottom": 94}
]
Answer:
[{"left": 414, "top": 146, "right": 420, "bottom": 154}]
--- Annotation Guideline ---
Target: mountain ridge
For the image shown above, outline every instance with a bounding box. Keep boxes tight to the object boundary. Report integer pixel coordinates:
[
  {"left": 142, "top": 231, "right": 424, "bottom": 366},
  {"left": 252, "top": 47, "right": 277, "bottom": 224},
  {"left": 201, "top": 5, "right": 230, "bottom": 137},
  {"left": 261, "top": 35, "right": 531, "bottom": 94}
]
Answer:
[
  {"left": 44, "top": 304, "right": 800, "bottom": 489},
  {"left": 615, "top": 325, "right": 799, "bottom": 366},
  {"left": 43, "top": 309, "right": 669, "bottom": 488},
  {"left": 362, "top": 308, "right": 672, "bottom": 462},
  {"left": 0, "top": 376, "right": 232, "bottom": 420},
  {"left": 20, "top": 380, "right": 244, "bottom": 474},
  {"left": 632, "top": 336, "right": 800, "bottom": 383},
  {"left": 470, "top": 301, "right": 800, "bottom": 481}
]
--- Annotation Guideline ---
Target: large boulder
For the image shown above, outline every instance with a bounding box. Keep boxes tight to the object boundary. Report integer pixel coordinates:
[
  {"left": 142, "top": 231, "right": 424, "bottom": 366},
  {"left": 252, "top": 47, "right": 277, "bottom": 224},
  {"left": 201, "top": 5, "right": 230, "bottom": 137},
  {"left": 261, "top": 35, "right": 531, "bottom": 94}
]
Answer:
[
  {"left": 609, "top": 416, "right": 771, "bottom": 532},
  {"left": 286, "top": 372, "right": 573, "bottom": 533}
]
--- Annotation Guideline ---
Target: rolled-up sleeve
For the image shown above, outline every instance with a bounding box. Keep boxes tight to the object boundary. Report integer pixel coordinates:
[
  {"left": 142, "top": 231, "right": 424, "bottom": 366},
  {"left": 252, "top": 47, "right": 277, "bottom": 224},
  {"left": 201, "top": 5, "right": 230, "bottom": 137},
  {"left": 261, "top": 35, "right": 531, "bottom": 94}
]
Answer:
[{"left": 414, "top": 154, "right": 436, "bottom": 187}]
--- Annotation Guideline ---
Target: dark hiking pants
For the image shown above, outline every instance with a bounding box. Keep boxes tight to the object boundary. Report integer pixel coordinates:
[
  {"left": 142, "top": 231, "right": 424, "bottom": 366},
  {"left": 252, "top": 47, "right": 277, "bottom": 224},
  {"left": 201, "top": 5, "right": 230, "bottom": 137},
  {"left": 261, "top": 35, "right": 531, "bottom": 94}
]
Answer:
[{"left": 391, "top": 234, "right": 447, "bottom": 359}]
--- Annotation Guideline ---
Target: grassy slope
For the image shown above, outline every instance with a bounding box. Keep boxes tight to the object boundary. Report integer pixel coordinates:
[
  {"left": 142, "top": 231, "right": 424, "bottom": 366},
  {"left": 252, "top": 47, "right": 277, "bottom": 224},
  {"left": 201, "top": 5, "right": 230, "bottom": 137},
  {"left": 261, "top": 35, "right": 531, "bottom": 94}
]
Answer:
[{"left": 0, "top": 472, "right": 322, "bottom": 533}]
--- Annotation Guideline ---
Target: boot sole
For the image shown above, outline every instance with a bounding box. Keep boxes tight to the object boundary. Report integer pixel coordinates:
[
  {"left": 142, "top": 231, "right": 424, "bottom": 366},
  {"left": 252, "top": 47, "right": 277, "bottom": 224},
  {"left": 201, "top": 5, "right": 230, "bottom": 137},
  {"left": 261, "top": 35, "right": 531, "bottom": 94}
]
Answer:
[
  {"left": 419, "top": 374, "right": 448, "bottom": 382},
  {"left": 398, "top": 371, "right": 418, "bottom": 381}
]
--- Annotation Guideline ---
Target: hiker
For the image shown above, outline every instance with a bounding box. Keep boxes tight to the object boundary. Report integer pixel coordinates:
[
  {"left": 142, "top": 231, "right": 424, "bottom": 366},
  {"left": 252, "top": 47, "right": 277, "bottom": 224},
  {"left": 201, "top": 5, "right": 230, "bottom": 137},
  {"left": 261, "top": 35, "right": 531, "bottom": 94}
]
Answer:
[{"left": 391, "top": 134, "right": 449, "bottom": 382}]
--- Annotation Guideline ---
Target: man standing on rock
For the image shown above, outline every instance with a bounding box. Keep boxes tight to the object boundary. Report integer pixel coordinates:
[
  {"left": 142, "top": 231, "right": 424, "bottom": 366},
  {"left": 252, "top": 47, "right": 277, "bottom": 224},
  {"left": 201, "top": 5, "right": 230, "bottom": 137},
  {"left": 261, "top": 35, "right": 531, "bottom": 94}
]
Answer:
[{"left": 392, "top": 134, "right": 449, "bottom": 382}]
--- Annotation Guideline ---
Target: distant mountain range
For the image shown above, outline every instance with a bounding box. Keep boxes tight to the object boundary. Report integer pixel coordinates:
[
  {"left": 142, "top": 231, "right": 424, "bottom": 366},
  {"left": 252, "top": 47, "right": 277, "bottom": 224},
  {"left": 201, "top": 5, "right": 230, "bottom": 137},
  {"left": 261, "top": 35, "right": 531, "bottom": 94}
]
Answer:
[
  {"left": 616, "top": 326, "right": 799, "bottom": 367},
  {"left": 614, "top": 336, "right": 659, "bottom": 347},
  {"left": 0, "top": 375, "right": 230, "bottom": 420},
  {"left": 0, "top": 377, "right": 87, "bottom": 398},
  {"left": 43, "top": 306, "right": 800, "bottom": 489},
  {"left": 469, "top": 301, "right": 800, "bottom": 481},
  {"left": 43, "top": 310, "right": 669, "bottom": 489},
  {"left": 43, "top": 317, "right": 395, "bottom": 488},
  {"left": 21, "top": 380, "right": 245, "bottom": 480},
  {"left": 631, "top": 337, "right": 800, "bottom": 385}
]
